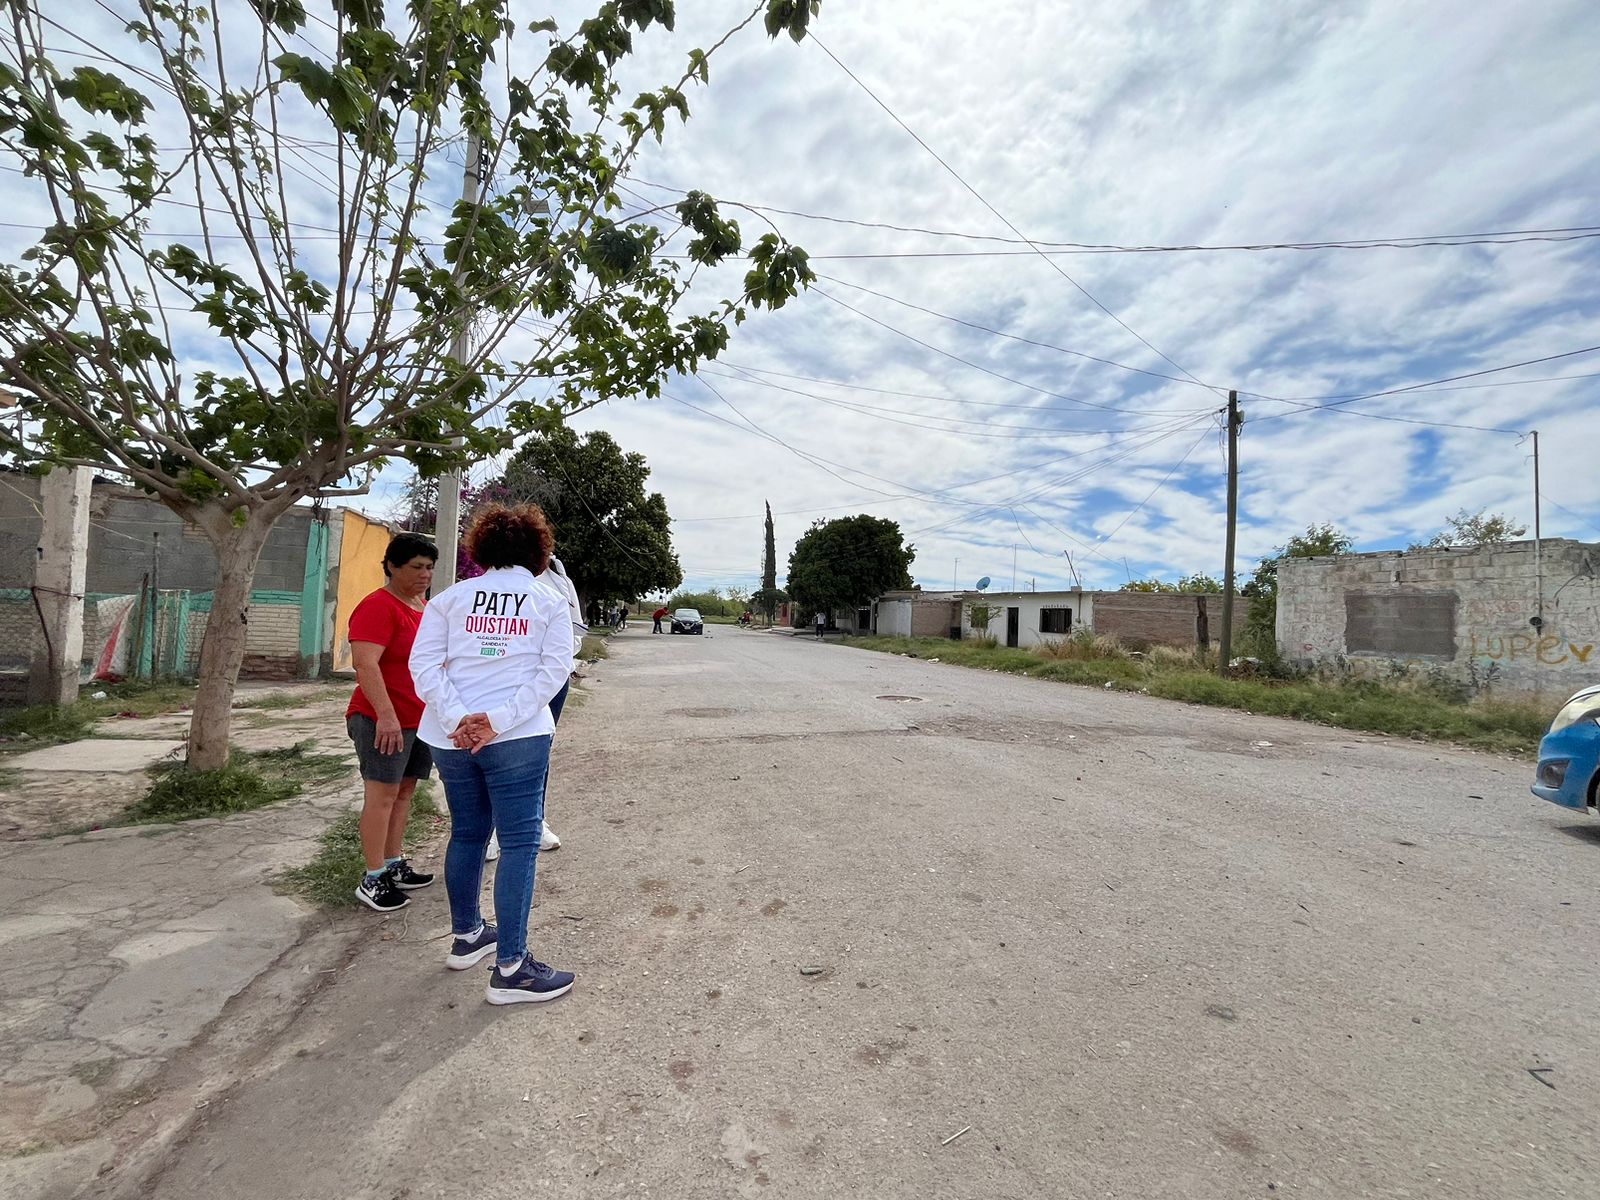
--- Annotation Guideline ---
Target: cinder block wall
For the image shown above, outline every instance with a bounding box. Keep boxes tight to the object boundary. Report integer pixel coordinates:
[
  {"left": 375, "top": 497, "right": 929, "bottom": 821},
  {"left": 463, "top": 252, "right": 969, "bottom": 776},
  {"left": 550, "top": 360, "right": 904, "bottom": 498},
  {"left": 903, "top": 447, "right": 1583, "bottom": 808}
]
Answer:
[
  {"left": 0, "top": 472, "right": 317, "bottom": 684},
  {"left": 1278, "top": 540, "right": 1600, "bottom": 697},
  {"left": 1091, "top": 593, "right": 1248, "bottom": 648},
  {"left": 910, "top": 600, "right": 960, "bottom": 638}
]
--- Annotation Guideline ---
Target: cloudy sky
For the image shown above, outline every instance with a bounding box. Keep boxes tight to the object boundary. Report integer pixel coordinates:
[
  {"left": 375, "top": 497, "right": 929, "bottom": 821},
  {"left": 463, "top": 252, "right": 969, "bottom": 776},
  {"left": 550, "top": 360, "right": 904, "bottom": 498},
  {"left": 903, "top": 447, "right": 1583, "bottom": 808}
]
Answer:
[
  {"left": 553, "top": 0, "right": 1600, "bottom": 594},
  {"left": 7, "top": 2, "right": 1599, "bottom": 597}
]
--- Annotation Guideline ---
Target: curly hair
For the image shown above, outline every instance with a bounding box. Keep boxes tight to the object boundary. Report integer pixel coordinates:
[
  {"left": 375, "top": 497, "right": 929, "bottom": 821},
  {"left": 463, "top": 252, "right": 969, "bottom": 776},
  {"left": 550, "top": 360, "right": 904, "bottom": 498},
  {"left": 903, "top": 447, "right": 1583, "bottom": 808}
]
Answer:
[{"left": 463, "top": 503, "right": 554, "bottom": 574}]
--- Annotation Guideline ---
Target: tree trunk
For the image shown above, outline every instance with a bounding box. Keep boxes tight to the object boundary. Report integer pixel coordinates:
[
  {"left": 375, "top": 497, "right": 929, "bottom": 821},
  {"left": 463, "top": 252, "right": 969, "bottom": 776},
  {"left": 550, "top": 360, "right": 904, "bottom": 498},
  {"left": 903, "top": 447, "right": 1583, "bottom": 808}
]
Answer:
[{"left": 186, "top": 511, "right": 275, "bottom": 771}]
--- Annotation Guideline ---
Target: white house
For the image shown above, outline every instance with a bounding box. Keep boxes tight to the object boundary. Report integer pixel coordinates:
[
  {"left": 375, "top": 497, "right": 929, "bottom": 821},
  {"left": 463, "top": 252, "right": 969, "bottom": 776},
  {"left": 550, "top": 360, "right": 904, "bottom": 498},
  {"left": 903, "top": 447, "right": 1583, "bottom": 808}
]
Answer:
[{"left": 960, "top": 590, "right": 1092, "bottom": 648}]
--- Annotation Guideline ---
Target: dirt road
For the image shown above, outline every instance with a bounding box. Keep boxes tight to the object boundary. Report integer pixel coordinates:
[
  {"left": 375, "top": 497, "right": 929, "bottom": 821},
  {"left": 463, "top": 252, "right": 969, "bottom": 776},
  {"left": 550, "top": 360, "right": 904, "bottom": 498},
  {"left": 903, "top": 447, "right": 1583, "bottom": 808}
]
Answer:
[{"left": 133, "top": 629, "right": 1598, "bottom": 1199}]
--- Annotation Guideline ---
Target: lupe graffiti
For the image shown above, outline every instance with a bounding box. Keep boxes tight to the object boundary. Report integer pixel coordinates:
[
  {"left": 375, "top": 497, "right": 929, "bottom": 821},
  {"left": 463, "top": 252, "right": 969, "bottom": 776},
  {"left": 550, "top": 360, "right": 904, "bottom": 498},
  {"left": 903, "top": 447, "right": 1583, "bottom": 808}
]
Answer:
[{"left": 1468, "top": 633, "right": 1594, "bottom": 666}]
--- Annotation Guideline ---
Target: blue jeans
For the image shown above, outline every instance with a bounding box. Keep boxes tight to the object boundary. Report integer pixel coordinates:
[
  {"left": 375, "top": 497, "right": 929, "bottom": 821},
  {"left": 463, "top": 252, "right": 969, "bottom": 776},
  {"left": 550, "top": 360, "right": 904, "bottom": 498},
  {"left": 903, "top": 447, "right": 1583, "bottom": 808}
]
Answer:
[
  {"left": 549, "top": 678, "right": 570, "bottom": 726},
  {"left": 436, "top": 735, "right": 552, "bottom": 967}
]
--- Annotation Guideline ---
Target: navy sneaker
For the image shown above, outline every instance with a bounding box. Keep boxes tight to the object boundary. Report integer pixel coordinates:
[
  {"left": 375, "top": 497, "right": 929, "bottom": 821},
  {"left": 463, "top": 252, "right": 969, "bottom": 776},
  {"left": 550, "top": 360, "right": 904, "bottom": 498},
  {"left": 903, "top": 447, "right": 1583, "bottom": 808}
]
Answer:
[
  {"left": 356, "top": 871, "right": 409, "bottom": 912},
  {"left": 485, "top": 954, "right": 575, "bottom": 1005},
  {"left": 389, "top": 858, "right": 434, "bottom": 890},
  {"left": 445, "top": 922, "right": 498, "bottom": 971}
]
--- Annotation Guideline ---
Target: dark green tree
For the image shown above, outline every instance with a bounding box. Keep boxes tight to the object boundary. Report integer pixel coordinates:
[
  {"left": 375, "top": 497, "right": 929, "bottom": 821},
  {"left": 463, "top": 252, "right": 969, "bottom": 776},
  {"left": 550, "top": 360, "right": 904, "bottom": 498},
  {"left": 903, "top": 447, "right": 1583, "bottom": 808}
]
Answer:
[
  {"left": 0, "top": 0, "right": 817, "bottom": 769},
  {"left": 758, "top": 500, "right": 779, "bottom": 620},
  {"left": 1121, "top": 573, "right": 1223, "bottom": 593},
  {"left": 1241, "top": 523, "right": 1353, "bottom": 654},
  {"left": 786, "top": 515, "right": 915, "bottom": 619},
  {"left": 492, "top": 426, "right": 681, "bottom": 608}
]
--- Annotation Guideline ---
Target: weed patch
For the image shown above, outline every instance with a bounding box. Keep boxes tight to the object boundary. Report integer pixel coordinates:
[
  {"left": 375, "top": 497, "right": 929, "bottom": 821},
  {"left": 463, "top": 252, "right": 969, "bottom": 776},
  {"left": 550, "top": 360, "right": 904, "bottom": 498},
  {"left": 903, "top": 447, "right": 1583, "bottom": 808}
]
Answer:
[
  {"left": 843, "top": 636, "right": 1548, "bottom": 756},
  {"left": 121, "top": 740, "right": 350, "bottom": 824},
  {"left": 1, "top": 681, "right": 197, "bottom": 752},
  {"left": 579, "top": 635, "right": 610, "bottom": 662},
  {"left": 279, "top": 782, "right": 442, "bottom": 909}
]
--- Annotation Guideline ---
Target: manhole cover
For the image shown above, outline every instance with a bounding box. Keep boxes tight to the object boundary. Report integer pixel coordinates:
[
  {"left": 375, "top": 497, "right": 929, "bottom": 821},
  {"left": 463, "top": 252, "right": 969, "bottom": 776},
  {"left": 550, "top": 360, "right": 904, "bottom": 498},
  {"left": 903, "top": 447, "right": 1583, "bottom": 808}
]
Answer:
[
  {"left": 670, "top": 706, "right": 736, "bottom": 718},
  {"left": 875, "top": 695, "right": 924, "bottom": 703}
]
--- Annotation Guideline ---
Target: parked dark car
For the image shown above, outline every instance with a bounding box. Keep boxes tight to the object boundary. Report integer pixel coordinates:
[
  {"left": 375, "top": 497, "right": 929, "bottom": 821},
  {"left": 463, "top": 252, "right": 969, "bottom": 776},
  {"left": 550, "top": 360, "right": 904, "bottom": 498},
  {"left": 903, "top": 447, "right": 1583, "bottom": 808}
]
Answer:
[
  {"left": 671, "top": 607, "right": 704, "bottom": 635},
  {"left": 1532, "top": 684, "right": 1600, "bottom": 814}
]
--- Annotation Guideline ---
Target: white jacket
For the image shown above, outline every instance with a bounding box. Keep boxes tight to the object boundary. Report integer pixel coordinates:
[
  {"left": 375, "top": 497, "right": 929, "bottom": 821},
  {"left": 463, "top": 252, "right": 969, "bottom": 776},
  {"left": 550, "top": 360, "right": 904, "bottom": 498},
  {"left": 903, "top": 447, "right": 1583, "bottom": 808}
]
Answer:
[
  {"left": 410, "top": 565, "right": 574, "bottom": 749},
  {"left": 540, "top": 556, "right": 587, "bottom": 657}
]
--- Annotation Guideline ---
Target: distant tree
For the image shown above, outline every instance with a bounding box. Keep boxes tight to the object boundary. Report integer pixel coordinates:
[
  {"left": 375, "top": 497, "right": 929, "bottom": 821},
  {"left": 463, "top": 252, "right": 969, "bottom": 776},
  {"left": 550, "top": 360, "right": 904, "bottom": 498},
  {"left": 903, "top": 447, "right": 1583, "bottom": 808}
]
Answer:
[
  {"left": 786, "top": 515, "right": 915, "bottom": 618},
  {"left": 491, "top": 426, "right": 681, "bottom": 608},
  {"left": 760, "top": 500, "right": 778, "bottom": 619},
  {"left": 1241, "top": 523, "right": 1353, "bottom": 655},
  {"left": 1119, "top": 573, "right": 1222, "bottom": 594},
  {"left": 1410, "top": 508, "right": 1527, "bottom": 550}
]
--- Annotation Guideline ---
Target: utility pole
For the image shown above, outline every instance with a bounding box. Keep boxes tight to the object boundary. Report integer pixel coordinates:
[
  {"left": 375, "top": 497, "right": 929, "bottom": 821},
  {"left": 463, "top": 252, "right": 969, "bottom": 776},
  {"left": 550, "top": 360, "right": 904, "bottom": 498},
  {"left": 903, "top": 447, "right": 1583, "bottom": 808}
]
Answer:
[
  {"left": 1532, "top": 429, "right": 1544, "bottom": 625},
  {"left": 432, "top": 130, "right": 483, "bottom": 593},
  {"left": 953, "top": 557, "right": 959, "bottom": 592},
  {"left": 28, "top": 467, "right": 92, "bottom": 706},
  {"left": 1011, "top": 544, "right": 1018, "bottom": 592},
  {"left": 1218, "top": 390, "right": 1242, "bottom": 677}
]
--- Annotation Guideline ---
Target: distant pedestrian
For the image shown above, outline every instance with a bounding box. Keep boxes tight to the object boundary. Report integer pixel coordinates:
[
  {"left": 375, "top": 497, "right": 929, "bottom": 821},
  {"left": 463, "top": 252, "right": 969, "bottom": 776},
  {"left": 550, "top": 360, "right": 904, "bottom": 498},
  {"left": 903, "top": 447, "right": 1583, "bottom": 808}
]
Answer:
[
  {"left": 411, "top": 503, "right": 575, "bottom": 1006},
  {"left": 346, "top": 533, "right": 439, "bottom": 913},
  {"left": 815, "top": 609, "right": 826, "bottom": 640},
  {"left": 586, "top": 598, "right": 601, "bottom": 629},
  {"left": 652, "top": 604, "right": 668, "bottom": 633}
]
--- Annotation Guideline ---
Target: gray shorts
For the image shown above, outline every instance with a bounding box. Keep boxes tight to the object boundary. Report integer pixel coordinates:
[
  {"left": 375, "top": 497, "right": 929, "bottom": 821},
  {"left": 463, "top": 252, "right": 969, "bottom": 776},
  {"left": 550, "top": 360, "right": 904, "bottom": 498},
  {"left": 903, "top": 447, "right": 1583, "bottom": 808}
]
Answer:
[{"left": 347, "top": 714, "right": 434, "bottom": 784}]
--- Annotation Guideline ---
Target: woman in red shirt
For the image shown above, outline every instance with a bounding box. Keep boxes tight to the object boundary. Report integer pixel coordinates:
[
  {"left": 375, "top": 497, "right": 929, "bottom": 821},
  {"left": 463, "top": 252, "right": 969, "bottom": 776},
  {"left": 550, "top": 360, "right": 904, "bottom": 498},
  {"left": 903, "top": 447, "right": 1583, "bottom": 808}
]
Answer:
[{"left": 347, "top": 533, "right": 439, "bottom": 912}]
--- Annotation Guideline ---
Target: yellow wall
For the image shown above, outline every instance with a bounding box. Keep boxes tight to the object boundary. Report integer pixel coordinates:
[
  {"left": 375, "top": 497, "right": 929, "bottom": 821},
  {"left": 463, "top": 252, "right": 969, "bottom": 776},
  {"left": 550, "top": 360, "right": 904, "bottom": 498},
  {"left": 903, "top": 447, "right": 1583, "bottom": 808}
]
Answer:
[{"left": 332, "top": 509, "right": 395, "bottom": 671}]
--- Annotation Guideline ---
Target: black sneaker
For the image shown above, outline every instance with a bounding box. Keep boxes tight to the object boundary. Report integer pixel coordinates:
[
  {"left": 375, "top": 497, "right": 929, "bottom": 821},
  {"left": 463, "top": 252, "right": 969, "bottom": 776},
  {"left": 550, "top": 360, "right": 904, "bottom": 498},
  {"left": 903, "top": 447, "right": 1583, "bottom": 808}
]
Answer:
[
  {"left": 485, "top": 954, "right": 575, "bottom": 1005},
  {"left": 355, "top": 871, "right": 409, "bottom": 912},
  {"left": 445, "top": 922, "right": 499, "bottom": 970},
  {"left": 388, "top": 858, "right": 434, "bottom": 890}
]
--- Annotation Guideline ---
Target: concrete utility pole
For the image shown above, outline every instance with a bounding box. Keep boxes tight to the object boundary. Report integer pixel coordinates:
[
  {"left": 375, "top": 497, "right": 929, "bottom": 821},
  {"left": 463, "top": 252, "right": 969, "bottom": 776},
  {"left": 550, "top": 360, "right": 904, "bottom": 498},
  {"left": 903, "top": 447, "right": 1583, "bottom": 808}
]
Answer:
[
  {"left": 432, "top": 130, "right": 484, "bottom": 594},
  {"left": 1218, "top": 390, "right": 1242, "bottom": 677},
  {"left": 29, "top": 466, "right": 92, "bottom": 706},
  {"left": 1531, "top": 429, "right": 1544, "bottom": 626}
]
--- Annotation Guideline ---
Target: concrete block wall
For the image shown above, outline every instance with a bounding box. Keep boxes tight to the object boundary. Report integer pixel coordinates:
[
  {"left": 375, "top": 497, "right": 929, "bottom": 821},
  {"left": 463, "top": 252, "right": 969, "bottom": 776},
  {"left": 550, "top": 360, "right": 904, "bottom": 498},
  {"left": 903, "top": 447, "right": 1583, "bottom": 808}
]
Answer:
[
  {"left": 0, "top": 471, "right": 326, "bottom": 685},
  {"left": 181, "top": 596, "right": 303, "bottom": 681},
  {"left": 0, "top": 472, "right": 316, "bottom": 594},
  {"left": 1090, "top": 592, "right": 1249, "bottom": 649},
  {"left": 1278, "top": 539, "right": 1600, "bottom": 697}
]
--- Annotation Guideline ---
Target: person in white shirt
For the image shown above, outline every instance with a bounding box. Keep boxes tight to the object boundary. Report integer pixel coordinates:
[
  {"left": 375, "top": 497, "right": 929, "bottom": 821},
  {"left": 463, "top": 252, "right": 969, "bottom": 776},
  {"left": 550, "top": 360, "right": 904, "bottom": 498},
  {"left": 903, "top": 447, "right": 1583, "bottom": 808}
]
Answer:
[
  {"left": 485, "top": 552, "right": 584, "bottom": 861},
  {"left": 409, "top": 503, "right": 576, "bottom": 1005}
]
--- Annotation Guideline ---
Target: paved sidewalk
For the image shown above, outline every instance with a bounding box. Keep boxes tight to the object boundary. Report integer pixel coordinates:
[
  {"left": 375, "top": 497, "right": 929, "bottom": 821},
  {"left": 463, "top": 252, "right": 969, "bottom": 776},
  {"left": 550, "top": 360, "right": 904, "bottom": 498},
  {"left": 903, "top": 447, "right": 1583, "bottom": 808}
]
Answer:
[{"left": 0, "top": 686, "right": 393, "bottom": 1200}]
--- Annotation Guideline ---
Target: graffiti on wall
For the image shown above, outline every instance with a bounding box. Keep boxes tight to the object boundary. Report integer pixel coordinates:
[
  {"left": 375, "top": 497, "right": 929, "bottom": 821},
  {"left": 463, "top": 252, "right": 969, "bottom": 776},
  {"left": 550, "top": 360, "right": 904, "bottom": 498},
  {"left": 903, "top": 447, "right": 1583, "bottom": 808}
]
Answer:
[{"left": 1469, "top": 632, "right": 1594, "bottom": 666}]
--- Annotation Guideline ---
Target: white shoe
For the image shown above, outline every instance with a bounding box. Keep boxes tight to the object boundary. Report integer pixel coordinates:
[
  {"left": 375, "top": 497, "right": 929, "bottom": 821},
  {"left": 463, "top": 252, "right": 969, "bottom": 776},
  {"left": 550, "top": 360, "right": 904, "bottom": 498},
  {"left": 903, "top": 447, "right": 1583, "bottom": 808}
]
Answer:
[
  {"left": 540, "top": 823, "right": 561, "bottom": 851},
  {"left": 485, "top": 831, "right": 500, "bottom": 862}
]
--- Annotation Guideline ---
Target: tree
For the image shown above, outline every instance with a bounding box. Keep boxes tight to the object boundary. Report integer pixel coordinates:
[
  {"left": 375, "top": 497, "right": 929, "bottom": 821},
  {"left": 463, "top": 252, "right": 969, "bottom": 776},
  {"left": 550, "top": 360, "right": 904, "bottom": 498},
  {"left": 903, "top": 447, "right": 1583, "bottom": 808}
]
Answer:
[
  {"left": 786, "top": 515, "right": 915, "bottom": 618},
  {"left": 1241, "top": 522, "right": 1353, "bottom": 653},
  {"left": 490, "top": 425, "right": 680, "bottom": 607},
  {"left": 760, "top": 500, "right": 778, "bottom": 620},
  {"left": 1410, "top": 508, "right": 1527, "bottom": 550},
  {"left": 1120, "top": 573, "right": 1222, "bottom": 594},
  {"left": 0, "top": 0, "right": 818, "bottom": 768}
]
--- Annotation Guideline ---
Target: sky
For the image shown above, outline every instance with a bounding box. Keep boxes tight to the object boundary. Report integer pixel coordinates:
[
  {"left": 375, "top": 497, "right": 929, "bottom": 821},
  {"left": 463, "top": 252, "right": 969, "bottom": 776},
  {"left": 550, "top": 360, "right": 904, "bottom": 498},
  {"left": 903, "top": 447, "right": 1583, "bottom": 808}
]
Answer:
[
  {"left": 5, "top": 1, "right": 1599, "bottom": 596},
  {"left": 550, "top": 0, "right": 1600, "bottom": 595}
]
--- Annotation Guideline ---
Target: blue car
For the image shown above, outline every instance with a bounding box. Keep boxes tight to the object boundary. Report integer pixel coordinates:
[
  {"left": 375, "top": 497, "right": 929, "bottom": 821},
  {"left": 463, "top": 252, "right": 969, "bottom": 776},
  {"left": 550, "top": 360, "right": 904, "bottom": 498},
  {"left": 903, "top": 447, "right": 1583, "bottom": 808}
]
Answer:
[{"left": 1532, "top": 685, "right": 1600, "bottom": 813}]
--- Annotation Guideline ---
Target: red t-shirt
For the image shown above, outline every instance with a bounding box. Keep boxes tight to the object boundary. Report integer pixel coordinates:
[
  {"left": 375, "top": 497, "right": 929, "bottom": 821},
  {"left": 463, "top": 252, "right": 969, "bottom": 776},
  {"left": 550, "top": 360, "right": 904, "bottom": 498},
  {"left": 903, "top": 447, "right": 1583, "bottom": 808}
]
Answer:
[{"left": 345, "top": 588, "right": 426, "bottom": 728}]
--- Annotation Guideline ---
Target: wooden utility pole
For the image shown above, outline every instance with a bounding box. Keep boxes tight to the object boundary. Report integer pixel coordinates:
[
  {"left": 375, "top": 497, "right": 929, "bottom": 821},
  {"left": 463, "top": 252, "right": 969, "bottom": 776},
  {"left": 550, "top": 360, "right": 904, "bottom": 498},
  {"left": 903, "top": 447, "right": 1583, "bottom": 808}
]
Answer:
[
  {"left": 1218, "top": 390, "right": 1242, "bottom": 676},
  {"left": 433, "top": 130, "right": 483, "bottom": 593},
  {"left": 1531, "top": 429, "right": 1544, "bottom": 625}
]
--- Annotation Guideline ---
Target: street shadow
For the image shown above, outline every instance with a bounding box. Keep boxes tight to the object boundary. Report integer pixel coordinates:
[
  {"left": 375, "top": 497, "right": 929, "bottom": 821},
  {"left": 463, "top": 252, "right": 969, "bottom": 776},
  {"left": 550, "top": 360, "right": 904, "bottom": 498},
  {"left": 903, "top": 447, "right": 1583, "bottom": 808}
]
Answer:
[{"left": 1552, "top": 823, "right": 1600, "bottom": 847}]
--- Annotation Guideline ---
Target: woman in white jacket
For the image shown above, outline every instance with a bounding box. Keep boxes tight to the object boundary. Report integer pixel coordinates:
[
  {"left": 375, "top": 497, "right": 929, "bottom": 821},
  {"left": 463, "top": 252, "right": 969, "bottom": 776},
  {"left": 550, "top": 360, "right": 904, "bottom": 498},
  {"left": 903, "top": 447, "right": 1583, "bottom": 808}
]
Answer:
[{"left": 409, "top": 504, "right": 575, "bottom": 1005}]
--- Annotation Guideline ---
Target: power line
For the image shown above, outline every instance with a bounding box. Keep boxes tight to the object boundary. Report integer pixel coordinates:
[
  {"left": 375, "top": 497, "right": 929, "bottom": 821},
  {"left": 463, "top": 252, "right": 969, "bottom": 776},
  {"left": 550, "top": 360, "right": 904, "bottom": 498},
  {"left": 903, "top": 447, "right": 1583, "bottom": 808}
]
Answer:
[
  {"left": 816, "top": 273, "right": 1212, "bottom": 391},
  {"left": 706, "top": 365, "right": 1186, "bottom": 439},
  {"left": 1250, "top": 343, "right": 1600, "bottom": 424},
  {"left": 623, "top": 179, "right": 1600, "bottom": 255},
  {"left": 810, "top": 35, "right": 1217, "bottom": 395},
  {"left": 813, "top": 287, "right": 1210, "bottom": 417}
]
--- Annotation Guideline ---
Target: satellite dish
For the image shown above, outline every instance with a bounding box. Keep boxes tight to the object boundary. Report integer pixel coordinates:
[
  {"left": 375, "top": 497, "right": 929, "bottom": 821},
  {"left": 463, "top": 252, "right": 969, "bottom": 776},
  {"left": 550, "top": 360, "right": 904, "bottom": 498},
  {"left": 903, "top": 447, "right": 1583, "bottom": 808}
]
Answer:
[{"left": 975, "top": 576, "right": 991, "bottom": 591}]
